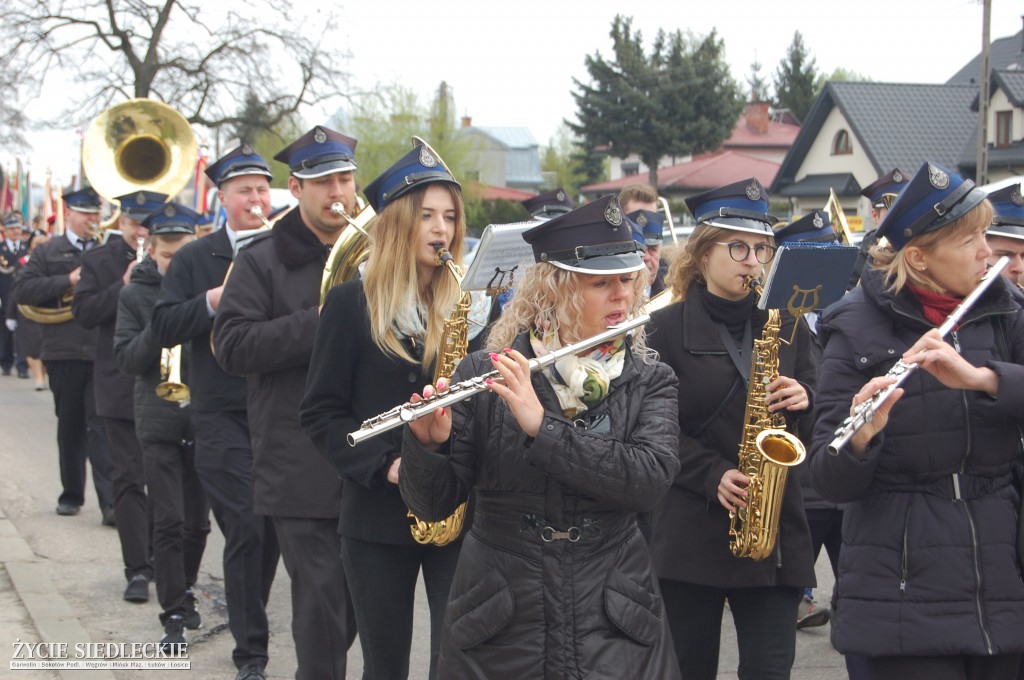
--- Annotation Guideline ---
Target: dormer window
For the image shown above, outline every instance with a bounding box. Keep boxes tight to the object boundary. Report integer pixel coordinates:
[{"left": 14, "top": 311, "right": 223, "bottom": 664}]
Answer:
[{"left": 832, "top": 129, "right": 852, "bottom": 155}]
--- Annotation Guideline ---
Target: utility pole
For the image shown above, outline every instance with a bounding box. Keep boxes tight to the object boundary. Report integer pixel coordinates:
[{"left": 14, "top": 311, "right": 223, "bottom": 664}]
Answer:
[{"left": 975, "top": 0, "right": 991, "bottom": 185}]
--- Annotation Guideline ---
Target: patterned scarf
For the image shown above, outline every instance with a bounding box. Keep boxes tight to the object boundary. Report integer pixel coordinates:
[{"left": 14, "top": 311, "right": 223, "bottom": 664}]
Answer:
[
  {"left": 393, "top": 290, "right": 428, "bottom": 358},
  {"left": 530, "top": 326, "right": 626, "bottom": 418}
]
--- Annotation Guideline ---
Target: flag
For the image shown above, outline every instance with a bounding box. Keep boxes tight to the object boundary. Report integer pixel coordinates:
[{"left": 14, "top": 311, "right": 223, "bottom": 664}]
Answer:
[{"left": 193, "top": 151, "right": 209, "bottom": 214}]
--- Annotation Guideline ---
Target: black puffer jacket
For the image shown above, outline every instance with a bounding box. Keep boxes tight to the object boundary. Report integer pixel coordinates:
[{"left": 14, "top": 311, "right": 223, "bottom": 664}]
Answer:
[
  {"left": 112, "top": 257, "right": 191, "bottom": 446},
  {"left": 811, "top": 266, "right": 1024, "bottom": 657},
  {"left": 646, "top": 292, "right": 817, "bottom": 589},
  {"left": 399, "top": 333, "right": 682, "bottom": 680}
]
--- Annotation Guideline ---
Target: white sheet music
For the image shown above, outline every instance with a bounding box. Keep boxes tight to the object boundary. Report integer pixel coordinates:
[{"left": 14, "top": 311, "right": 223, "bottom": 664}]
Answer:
[{"left": 462, "top": 221, "right": 538, "bottom": 292}]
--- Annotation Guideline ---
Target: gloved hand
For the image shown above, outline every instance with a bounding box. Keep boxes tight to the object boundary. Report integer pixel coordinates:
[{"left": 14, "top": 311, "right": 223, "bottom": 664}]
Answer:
[{"left": 5, "top": 319, "right": 17, "bottom": 332}]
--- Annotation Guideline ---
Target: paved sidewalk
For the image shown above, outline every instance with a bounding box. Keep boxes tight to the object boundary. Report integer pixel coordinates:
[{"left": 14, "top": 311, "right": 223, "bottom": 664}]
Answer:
[{"left": 0, "top": 372, "right": 847, "bottom": 679}]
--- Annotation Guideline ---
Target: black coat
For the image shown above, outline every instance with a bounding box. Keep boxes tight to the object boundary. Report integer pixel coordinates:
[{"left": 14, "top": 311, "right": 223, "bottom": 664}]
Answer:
[
  {"left": 213, "top": 210, "right": 341, "bottom": 519},
  {"left": 646, "top": 291, "right": 817, "bottom": 589},
  {"left": 300, "top": 279, "right": 437, "bottom": 543},
  {"left": 810, "top": 266, "right": 1024, "bottom": 657},
  {"left": 73, "top": 235, "right": 136, "bottom": 418},
  {"left": 1, "top": 238, "right": 28, "bottom": 306},
  {"left": 399, "top": 333, "right": 682, "bottom": 679},
  {"left": 152, "top": 227, "right": 246, "bottom": 412},
  {"left": 11, "top": 234, "right": 96, "bottom": 361},
  {"left": 112, "top": 257, "right": 191, "bottom": 446}
]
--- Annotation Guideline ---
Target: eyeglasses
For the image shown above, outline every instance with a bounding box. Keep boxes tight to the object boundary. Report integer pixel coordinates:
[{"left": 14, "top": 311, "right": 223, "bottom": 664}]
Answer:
[{"left": 714, "top": 241, "right": 777, "bottom": 264}]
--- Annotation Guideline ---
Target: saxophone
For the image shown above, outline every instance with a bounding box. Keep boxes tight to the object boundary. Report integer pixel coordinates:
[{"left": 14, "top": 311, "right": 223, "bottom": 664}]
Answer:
[
  {"left": 728, "top": 278, "right": 806, "bottom": 561},
  {"left": 406, "top": 246, "right": 471, "bottom": 546}
]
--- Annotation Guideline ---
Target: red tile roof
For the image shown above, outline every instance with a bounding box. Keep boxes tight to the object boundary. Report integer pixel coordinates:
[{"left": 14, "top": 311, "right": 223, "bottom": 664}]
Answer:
[
  {"left": 582, "top": 151, "right": 781, "bottom": 194},
  {"left": 466, "top": 183, "right": 536, "bottom": 201},
  {"left": 724, "top": 115, "right": 800, "bottom": 149}
]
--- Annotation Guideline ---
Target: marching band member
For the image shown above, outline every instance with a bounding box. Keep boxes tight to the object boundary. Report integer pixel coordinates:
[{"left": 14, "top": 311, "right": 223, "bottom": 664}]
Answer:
[
  {"left": 647, "top": 179, "right": 816, "bottom": 680},
  {"left": 214, "top": 127, "right": 359, "bottom": 680},
  {"left": 13, "top": 188, "right": 114, "bottom": 520},
  {"left": 520, "top": 187, "right": 574, "bottom": 221},
  {"left": 73, "top": 190, "right": 166, "bottom": 602},
  {"left": 300, "top": 144, "right": 468, "bottom": 680},
  {"left": 811, "top": 162, "right": 1024, "bottom": 679},
  {"left": 152, "top": 147, "right": 280, "bottom": 680},
  {"left": 985, "top": 183, "right": 1024, "bottom": 289},
  {"left": 112, "top": 202, "right": 209, "bottom": 650},
  {"left": 619, "top": 183, "right": 667, "bottom": 296},
  {"left": 399, "top": 194, "right": 681, "bottom": 679},
  {"left": 0, "top": 213, "right": 30, "bottom": 378},
  {"left": 850, "top": 168, "right": 909, "bottom": 289}
]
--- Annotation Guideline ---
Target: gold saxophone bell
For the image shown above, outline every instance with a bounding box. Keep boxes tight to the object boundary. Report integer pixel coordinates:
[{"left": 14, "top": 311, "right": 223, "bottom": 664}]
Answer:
[{"left": 156, "top": 345, "right": 190, "bottom": 404}]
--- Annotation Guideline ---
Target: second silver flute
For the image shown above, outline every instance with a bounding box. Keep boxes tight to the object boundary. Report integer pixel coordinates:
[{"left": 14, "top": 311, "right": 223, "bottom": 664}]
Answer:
[
  {"left": 827, "top": 256, "right": 1009, "bottom": 455},
  {"left": 348, "top": 315, "right": 650, "bottom": 446}
]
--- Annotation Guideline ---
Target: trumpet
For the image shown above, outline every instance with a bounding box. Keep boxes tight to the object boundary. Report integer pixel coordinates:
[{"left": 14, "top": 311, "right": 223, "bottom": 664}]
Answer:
[
  {"left": 136, "top": 236, "right": 146, "bottom": 263},
  {"left": 156, "top": 344, "right": 190, "bottom": 404},
  {"left": 348, "top": 315, "right": 650, "bottom": 446},
  {"left": 827, "top": 256, "right": 1009, "bottom": 455}
]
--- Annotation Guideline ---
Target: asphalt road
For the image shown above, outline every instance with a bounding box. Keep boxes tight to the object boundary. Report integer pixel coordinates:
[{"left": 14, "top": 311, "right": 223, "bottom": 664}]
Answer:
[{"left": 0, "top": 371, "right": 849, "bottom": 679}]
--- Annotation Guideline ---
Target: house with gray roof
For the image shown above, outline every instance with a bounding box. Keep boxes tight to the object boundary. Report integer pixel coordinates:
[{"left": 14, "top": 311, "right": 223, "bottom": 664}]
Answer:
[
  {"left": 458, "top": 124, "right": 544, "bottom": 193},
  {"left": 947, "top": 29, "right": 1024, "bottom": 85}
]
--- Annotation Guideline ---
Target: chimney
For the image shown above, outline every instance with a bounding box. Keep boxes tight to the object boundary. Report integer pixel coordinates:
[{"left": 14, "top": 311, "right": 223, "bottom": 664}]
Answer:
[
  {"left": 746, "top": 101, "right": 770, "bottom": 134},
  {"left": 461, "top": 115, "right": 473, "bottom": 128}
]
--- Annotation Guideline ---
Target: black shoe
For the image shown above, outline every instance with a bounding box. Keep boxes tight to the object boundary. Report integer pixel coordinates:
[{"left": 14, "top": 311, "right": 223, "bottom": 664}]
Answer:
[
  {"left": 183, "top": 590, "right": 201, "bottom": 630},
  {"left": 17, "top": 370, "right": 29, "bottom": 379},
  {"left": 1, "top": 367, "right": 11, "bottom": 376},
  {"left": 235, "top": 663, "right": 267, "bottom": 680},
  {"left": 101, "top": 506, "right": 116, "bottom": 527},
  {"left": 124, "top": 575, "right": 150, "bottom": 603},
  {"left": 160, "top": 614, "right": 186, "bottom": 654},
  {"left": 55, "top": 503, "right": 81, "bottom": 516}
]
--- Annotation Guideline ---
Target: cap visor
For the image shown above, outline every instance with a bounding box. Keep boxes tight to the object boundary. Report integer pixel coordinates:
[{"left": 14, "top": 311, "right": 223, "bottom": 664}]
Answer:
[
  {"left": 292, "top": 160, "right": 357, "bottom": 179},
  {"left": 701, "top": 217, "right": 776, "bottom": 236},
  {"left": 67, "top": 206, "right": 101, "bottom": 213},
  {"left": 987, "top": 225, "right": 1024, "bottom": 241},
  {"left": 219, "top": 168, "right": 273, "bottom": 184},
  {"left": 550, "top": 252, "right": 645, "bottom": 276}
]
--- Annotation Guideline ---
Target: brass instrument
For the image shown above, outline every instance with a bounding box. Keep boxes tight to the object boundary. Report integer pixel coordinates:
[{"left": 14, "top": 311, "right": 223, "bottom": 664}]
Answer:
[
  {"left": 406, "top": 246, "right": 472, "bottom": 546},
  {"left": 828, "top": 257, "right": 1009, "bottom": 455},
  {"left": 156, "top": 344, "right": 190, "bottom": 404},
  {"left": 658, "top": 197, "right": 680, "bottom": 247},
  {"left": 728, "top": 277, "right": 806, "bottom": 561},
  {"left": 319, "top": 198, "right": 375, "bottom": 305},
  {"left": 824, "top": 189, "right": 856, "bottom": 246},
  {"left": 18, "top": 291, "right": 75, "bottom": 324},
  {"left": 136, "top": 237, "right": 146, "bottom": 263}
]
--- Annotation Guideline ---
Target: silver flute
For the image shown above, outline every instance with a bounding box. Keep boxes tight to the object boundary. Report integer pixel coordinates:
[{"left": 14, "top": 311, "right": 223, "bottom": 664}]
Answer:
[
  {"left": 348, "top": 315, "right": 650, "bottom": 446},
  {"left": 827, "top": 256, "right": 1009, "bottom": 455}
]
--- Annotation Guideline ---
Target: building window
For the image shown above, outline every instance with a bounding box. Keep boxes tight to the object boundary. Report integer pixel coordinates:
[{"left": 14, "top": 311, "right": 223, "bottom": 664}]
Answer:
[
  {"left": 832, "top": 130, "right": 852, "bottom": 155},
  {"left": 996, "top": 111, "right": 1012, "bottom": 148},
  {"left": 621, "top": 161, "right": 640, "bottom": 177}
]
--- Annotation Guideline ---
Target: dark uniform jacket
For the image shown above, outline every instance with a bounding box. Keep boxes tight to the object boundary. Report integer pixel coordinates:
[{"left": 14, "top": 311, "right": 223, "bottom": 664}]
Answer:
[
  {"left": 112, "top": 257, "right": 191, "bottom": 446},
  {"left": 811, "top": 266, "right": 1024, "bottom": 657},
  {"left": 399, "top": 334, "right": 682, "bottom": 679},
  {"left": 73, "top": 234, "right": 136, "bottom": 418},
  {"left": 152, "top": 227, "right": 246, "bottom": 412},
  {"left": 646, "top": 290, "right": 817, "bottom": 589},
  {"left": 11, "top": 234, "right": 96, "bottom": 361},
  {"left": 213, "top": 209, "right": 341, "bottom": 520},
  {"left": 1, "top": 238, "right": 29, "bottom": 307}
]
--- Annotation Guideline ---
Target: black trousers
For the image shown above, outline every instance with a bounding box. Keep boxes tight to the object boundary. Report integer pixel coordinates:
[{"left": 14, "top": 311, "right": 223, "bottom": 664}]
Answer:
[
  {"left": 45, "top": 360, "right": 113, "bottom": 508},
  {"left": 144, "top": 439, "right": 210, "bottom": 622},
  {"left": 192, "top": 410, "right": 279, "bottom": 670},
  {"left": 660, "top": 579, "right": 801, "bottom": 680},
  {"left": 867, "top": 653, "right": 1021, "bottom": 680},
  {"left": 0, "top": 320, "right": 27, "bottom": 373},
  {"left": 105, "top": 417, "right": 153, "bottom": 581},
  {"left": 340, "top": 536, "right": 461, "bottom": 680},
  {"left": 273, "top": 517, "right": 356, "bottom": 680}
]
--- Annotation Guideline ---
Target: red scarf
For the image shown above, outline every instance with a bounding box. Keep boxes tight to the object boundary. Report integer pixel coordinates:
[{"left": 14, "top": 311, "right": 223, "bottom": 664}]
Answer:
[{"left": 907, "top": 283, "right": 962, "bottom": 329}]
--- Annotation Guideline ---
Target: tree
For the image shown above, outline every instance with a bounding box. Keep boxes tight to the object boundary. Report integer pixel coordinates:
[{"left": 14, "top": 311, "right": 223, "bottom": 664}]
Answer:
[
  {"left": 0, "top": 0, "right": 350, "bottom": 141},
  {"left": 569, "top": 15, "right": 744, "bottom": 188},
  {"left": 540, "top": 123, "right": 590, "bottom": 200},
  {"left": 815, "top": 67, "right": 872, "bottom": 94},
  {"left": 774, "top": 31, "right": 819, "bottom": 122},
  {"left": 747, "top": 56, "right": 770, "bottom": 102}
]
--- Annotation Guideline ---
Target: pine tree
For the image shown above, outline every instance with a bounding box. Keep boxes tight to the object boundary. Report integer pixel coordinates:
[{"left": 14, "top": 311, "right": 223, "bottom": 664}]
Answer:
[{"left": 774, "top": 31, "right": 819, "bottom": 122}]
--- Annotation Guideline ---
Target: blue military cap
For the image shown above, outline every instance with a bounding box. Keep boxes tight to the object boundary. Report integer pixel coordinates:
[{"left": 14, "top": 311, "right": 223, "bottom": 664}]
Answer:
[
  {"left": 987, "top": 183, "right": 1024, "bottom": 240},
  {"left": 116, "top": 191, "right": 168, "bottom": 220},
  {"left": 363, "top": 143, "right": 460, "bottom": 213},
  {"left": 876, "top": 162, "right": 987, "bottom": 251},
  {"left": 684, "top": 178, "right": 777, "bottom": 235},
  {"left": 626, "top": 209, "right": 664, "bottom": 248},
  {"left": 204, "top": 144, "right": 273, "bottom": 188},
  {"left": 62, "top": 187, "right": 102, "bottom": 213},
  {"left": 274, "top": 126, "right": 357, "bottom": 179},
  {"left": 142, "top": 202, "right": 199, "bottom": 236},
  {"left": 522, "top": 188, "right": 574, "bottom": 219},
  {"left": 774, "top": 210, "right": 837, "bottom": 245},
  {"left": 522, "top": 194, "right": 643, "bottom": 275},
  {"left": 1, "top": 213, "right": 25, "bottom": 228},
  {"left": 860, "top": 168, "right": 909, "bottom": 208}
]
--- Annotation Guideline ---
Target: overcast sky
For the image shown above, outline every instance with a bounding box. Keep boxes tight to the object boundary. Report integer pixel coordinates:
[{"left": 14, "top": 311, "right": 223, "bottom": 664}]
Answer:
[{"left": 12, "top": 0, "right": 1024, "bottom": 187}]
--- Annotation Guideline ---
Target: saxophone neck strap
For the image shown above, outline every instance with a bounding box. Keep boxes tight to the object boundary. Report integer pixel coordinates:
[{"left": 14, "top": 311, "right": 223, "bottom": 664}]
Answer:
[{"left": 716, "top": 320, "right": 752, "bottom": 385}]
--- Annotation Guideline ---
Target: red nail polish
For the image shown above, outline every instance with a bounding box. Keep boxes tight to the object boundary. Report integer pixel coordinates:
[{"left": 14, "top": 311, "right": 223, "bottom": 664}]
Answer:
[
  {"left": 503, "top": 348, "right": 512, "bottom": 353},
  {"left": 485, "top": 378, "right": 493, "bottom": 385},
  {"left": 489, "top": 353, "right": 498, "bottom": 361}
]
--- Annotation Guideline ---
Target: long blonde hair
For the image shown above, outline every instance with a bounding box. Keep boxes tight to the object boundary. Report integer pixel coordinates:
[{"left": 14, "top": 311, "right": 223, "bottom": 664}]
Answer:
[
  {"left": 363, "top": 183, "right": 466, "bottom": 368},
  {"left": 870, "top": 199, "right": 994, "bottom": 294},
  {"left": 486, "top": 263, "right": 653, "bottom": 361}
]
